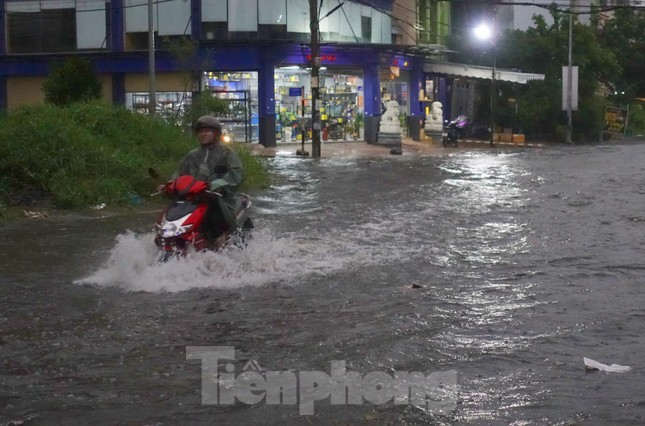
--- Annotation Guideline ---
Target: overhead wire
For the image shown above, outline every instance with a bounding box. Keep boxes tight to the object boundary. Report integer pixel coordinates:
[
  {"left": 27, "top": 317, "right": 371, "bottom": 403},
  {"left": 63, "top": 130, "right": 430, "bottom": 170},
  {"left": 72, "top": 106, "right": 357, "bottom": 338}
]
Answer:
[{"left": 337, "top": 0, "right": 361, "bottom": 42}]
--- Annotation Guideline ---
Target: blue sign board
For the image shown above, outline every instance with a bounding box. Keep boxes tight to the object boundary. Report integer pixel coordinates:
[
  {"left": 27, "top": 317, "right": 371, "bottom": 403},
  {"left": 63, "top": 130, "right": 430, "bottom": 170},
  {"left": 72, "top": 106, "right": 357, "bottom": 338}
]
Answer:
[{"left": 289, "top": 87, "right": 303, "bottom": 97}]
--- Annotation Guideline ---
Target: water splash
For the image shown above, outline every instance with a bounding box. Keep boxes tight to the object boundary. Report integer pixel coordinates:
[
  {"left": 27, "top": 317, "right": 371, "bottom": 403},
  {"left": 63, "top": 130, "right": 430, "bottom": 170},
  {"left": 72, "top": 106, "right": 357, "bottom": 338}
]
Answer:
[
  {"left": 75, "top": 219, "right": 422, "bottom": 293},
  {"left": 77, "top": 230, "right": 332, "bottom": 292}
]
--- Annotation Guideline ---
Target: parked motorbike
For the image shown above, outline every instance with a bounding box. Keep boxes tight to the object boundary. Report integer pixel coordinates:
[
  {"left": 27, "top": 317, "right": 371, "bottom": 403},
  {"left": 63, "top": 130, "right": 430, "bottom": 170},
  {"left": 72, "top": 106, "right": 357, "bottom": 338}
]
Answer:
[
  {"left": 442, "top": 115, "right": 468, "bottom": 147},
  {"left": 151, "top": 170, "right": 253, "bottom": 261}
]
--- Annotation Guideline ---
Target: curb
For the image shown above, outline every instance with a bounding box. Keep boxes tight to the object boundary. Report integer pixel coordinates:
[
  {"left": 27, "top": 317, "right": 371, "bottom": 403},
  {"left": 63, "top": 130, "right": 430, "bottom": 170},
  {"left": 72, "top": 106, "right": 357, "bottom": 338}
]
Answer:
[{"left": 248, "top": 138, "right": 547, "bottom": 158}]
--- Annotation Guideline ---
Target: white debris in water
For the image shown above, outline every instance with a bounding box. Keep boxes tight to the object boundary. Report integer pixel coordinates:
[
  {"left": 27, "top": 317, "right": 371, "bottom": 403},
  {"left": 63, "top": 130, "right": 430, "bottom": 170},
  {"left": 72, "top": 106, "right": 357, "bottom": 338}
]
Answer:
[{"left": 583, "top": 357, "right": 631, "bottom": 373}]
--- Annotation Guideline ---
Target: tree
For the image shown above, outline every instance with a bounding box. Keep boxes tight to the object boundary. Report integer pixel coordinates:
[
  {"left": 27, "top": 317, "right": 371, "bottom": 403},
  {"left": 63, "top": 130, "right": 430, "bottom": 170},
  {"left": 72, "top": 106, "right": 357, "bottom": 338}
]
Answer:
[
  {"left": 162, "top": 38, "right": 227, "bottom": 130},
  {"left": 42, "top": 58, "right": 103, "bottom": 106},
  {"left": 447, "top": 9, "right": 621, "bottom": 141},
  {"left": 597, "top": 8, "right": 645, "bottom": 101},
  {"left": 597, "top": 8, "right": 645, "bottom": 136},
  {"left": 501, "top": 10, "right": 620, "bottom": 141}
]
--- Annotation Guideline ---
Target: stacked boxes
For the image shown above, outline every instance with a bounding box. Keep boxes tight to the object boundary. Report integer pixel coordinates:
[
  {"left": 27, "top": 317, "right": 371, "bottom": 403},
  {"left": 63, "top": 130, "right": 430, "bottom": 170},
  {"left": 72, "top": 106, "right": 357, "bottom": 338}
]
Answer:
[
  {"left": 493, "top": 133, "right": 526, "bottom": 143},
  {"left": 498, "top": 133, "right": 513, "bottom": 142},
  {"left": 512, "top": 134, "right": 525, "bottom": 143}
]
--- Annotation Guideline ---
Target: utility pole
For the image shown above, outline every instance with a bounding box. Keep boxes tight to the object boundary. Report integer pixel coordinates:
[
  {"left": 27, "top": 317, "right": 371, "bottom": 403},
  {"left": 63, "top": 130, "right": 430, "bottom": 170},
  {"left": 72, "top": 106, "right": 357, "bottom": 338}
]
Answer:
[
  {"left": 309, "top": 0, "right": 321, "bottom": 158},
  {"left": 490, "top": 47, "right": 496, "bottom": 147},
  {"left": 566, "top": 12, "right": 573, "bottom": 144},
  {"left": 148, "top": 0, "right": 156, "bottom": 117}
]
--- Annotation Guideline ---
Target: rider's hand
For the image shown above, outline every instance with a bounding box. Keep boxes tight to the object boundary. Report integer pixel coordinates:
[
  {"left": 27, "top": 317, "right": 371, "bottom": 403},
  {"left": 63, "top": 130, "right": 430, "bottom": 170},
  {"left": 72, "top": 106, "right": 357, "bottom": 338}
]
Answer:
[{"left": 156, "top": 183, "right": 166, "bottom": 193}]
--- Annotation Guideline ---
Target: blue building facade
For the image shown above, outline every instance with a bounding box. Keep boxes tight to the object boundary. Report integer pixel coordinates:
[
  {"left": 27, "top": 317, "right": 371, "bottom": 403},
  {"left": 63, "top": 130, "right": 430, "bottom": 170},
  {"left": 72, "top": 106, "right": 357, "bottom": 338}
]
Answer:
[{"left": 0, "top": 0, "right": 450, "bottom": 146}]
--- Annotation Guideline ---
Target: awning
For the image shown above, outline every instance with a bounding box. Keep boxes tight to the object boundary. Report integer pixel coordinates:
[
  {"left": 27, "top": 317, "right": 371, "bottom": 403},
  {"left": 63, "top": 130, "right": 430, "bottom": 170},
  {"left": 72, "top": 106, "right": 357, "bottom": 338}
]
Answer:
[{"left": 424, "top": 62, "right": 544, "bottom": 84}]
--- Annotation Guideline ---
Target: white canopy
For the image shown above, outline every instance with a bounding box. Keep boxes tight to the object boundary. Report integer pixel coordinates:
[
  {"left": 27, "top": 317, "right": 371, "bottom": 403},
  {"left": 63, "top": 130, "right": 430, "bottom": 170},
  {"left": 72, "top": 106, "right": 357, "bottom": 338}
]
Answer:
[{"left": 424, "top": 62, "right": 544, "bottom": 84}]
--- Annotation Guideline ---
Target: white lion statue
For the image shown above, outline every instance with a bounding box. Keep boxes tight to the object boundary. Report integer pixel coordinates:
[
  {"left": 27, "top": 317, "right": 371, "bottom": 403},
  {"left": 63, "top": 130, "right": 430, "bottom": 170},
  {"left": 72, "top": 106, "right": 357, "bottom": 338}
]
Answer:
[
  {"left": 425, "top": 101, "right": 443, "bottom": 132},
  {"left": 380, "top": 100, "right": 402, "bottom": 134}
]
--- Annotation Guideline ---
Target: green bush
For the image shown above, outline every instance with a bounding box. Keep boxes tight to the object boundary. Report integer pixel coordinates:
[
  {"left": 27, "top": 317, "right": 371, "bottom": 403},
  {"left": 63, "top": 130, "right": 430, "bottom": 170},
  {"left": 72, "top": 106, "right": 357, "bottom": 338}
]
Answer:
[
  {"left": 0, "top": 101, "right": 268, "bottom": 210},
  {"left": 627, "top": 103, "right": 645, "bottom": 136},
  {"left": 236, "top": 145, "right": 269, "bottom": 191}
]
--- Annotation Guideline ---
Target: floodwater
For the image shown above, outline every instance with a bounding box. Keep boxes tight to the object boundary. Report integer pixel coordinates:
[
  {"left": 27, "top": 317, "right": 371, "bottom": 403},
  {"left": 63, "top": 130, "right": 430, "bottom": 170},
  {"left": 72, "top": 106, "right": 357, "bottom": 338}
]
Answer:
[{"left": 2, "top": 142, "right": 645, "bottom": 425}]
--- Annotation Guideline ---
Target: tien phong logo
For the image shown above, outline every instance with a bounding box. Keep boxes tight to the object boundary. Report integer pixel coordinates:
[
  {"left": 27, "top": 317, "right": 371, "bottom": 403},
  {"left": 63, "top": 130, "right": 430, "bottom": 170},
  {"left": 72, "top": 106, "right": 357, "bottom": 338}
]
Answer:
[{"left": 187, "top": 346, "right": 458, "bottom": 415}]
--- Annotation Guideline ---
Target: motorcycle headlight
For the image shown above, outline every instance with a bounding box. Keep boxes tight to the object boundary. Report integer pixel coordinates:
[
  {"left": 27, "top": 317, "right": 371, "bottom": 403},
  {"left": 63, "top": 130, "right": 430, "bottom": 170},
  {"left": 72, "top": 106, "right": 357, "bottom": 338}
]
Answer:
[
  {"left": 161, "top": 223, "right": 177, "bottom": 237},
  {"left": 160, "top": 222, "right": 194, "bottom": 237}
]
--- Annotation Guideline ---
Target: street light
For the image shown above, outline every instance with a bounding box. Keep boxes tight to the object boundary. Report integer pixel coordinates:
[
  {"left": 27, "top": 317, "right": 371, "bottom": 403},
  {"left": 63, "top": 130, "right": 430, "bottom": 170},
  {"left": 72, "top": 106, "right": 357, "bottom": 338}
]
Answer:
[{"left": 473, "top": 17, "right": 496, "bottom": 147}]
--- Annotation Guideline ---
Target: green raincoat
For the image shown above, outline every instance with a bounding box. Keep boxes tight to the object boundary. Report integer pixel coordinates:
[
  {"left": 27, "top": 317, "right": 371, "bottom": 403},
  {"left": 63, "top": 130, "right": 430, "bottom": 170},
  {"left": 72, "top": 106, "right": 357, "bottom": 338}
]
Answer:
[{"left": 172, "top": 143, "right": 244, "bottom": 228}]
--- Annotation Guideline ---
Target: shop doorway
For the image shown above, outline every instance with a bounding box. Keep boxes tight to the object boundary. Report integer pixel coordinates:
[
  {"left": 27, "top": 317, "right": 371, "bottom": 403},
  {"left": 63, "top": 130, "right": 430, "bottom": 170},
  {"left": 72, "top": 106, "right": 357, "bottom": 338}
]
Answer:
[
  {"left": 275, "top": 67, "right": 364, "bottom": 142},
  {"left": 321, "top": 73, "right": 363, "bottom": 141}
]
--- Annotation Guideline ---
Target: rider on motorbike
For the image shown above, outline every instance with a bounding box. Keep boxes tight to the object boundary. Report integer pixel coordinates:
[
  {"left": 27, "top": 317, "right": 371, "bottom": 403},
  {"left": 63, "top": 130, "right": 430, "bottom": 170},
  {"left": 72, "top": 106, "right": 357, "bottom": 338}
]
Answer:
[{"left": 158, "top": 115, "right": 244, "bottom": 245}]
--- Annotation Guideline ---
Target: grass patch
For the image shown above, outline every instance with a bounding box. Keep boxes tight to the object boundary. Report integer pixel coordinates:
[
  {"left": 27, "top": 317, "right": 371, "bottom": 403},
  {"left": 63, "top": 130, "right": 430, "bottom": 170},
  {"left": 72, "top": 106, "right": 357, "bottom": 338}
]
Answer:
[{"left": 0, "top": 101, "right": 269, "bottom": 212}]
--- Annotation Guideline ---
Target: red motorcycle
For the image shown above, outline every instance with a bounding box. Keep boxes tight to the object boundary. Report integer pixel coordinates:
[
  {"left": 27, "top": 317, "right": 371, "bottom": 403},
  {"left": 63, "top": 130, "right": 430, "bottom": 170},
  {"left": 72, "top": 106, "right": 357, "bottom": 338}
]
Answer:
[{"left": 153, "top": 173, "right": 253, "bottom": 261}]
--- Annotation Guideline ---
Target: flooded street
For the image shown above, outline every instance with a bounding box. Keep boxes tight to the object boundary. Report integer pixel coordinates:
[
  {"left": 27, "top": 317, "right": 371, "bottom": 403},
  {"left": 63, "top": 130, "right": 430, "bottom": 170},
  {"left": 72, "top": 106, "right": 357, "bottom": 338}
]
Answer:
[{"left": 2, "top": 142, "right": 645, "bottom": 425}]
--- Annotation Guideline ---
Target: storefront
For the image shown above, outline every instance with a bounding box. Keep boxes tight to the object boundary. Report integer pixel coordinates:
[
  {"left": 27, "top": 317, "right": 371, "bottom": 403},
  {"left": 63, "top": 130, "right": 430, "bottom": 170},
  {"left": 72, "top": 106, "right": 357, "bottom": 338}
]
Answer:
[
  {"left": 274, "top": 66, "right": 364, "bottom": 142},
  {"left": 196, "top": 66, "right": 368, "bottom": 144},
  {"left": 0, "top": 44, "right": 426, "bottom": 147},
  {"left": 0, "top": 0, "right": 440, "bottom": 147},
  {"left": 184, "top": 47, "right": 425, "bottom": 147}
]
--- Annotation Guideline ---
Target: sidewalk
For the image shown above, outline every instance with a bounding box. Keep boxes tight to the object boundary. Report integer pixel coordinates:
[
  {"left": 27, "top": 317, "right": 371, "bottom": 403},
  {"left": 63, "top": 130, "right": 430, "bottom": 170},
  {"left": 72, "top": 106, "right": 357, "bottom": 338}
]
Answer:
[{"left": 249, "top": 137, "right": 544, "bottom": 158}]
